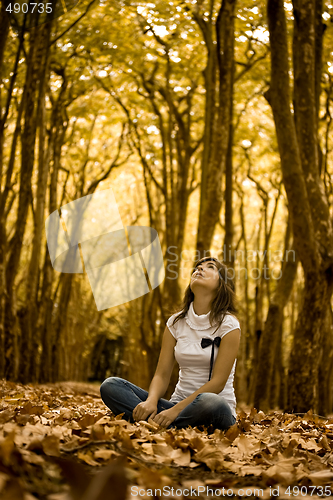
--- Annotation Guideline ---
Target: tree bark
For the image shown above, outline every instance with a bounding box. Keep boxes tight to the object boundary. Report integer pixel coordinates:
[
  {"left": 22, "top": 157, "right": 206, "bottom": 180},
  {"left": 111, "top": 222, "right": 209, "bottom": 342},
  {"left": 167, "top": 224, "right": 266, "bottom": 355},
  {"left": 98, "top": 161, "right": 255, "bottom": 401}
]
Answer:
[
  {"left": 4, "top": 25, "right": 47, "bottom": 379},
  {"left": 223, "top": 108, "right": 235, "bottom": 267},
  {"left": 196, "top": 0, "right": 236, "bottom": 257},
  {"left": 267, "top": 0, "right": 333, "bottom": 412},
  {"left": 254, "top": 240, "right": 299, "bottom": 410},
  {"left": 22, "top": 20, "right": 52, "bottom": 382},
  {"left": 318, "top": 304, "right": 333, "bottom": 415},
  {"left": 195, "top": 12, "right": 218, "bottom": 259},
  {"left": 39, "top": 75, "right": 69, "bottom": 382}
]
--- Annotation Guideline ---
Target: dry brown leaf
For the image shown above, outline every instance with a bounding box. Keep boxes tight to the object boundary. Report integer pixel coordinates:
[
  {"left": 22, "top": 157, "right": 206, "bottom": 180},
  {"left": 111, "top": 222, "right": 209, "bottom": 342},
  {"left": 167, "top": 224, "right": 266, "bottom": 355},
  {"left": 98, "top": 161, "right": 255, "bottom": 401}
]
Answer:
[
  {"left": 46, "top": 493, "right": 70, "bottom": 500},
  {"left": 193, "top": 444, "right": 224, "bottom": 471},
  {"left": 239, "top": 465, "right": 265, "bottom": 476},
  {"left": 15, "top": 414, "right": 35, "bottom": 425},
  {"left": 20, "top": 449, "right": 45, "bottom": 465},
  {"left": 90, "top": 424, "right": 110, "bottom": 440},
  {"left": 0, "top": 410, "right": 16, "bottom": 424},
  {"left": 304, "top": 440, "right": 322, "bottom": 452},
  {"left": 224, "top": 423, "right": 240, "bottom": 442},
  {"left": 19, "top": 402, "right": 45, "bottom": 416},
  {"left": 0, "top": 476, "right": 25, "bottom": 500},
  {"left": 318, "top": 435, "right": 331, "bottom": 451},
  {"left": 77, "top": 451, "right": 100, "bottom": 466},
  {"left": 141, "top": 442, "right": 154, "bottom": 455},
  {"left": 223, "top": 460, "right": 244, "bottom": 474},
  {"left": 233, "top": 433, "right": 261, "bottom": 458},
  {"left": 94, "top": 416, "right": 112, "bottom": 425},
  {"left": 140, "top": 420, "right": 160, "bottom": 431},
  {"left": 183, "top": 479, "right": 205, "bottom": 489},
  {"left": 0, "top": 431, "right": 16, "bottom": 464},
  {"left": 262, "top": 461, "right": 296, "bottom": 486},
  {"left": 169, "top": 448, "right": 191, "bottom": 466},
  {"left": 188, "top": 435, "right": 206, "bottom": 451},
  {"left": 137, "top": 467, "right": 173, "bottom": 489},
  {"left": 54, "top": 409, "right": 74, "bottom": 425},
  {"left": 253, "top": 411, "right": 266, "bottom": 423},
  {"left": 42, "top": 435, "right": 61, "bottom": 457},
  {"left": 107, "top": 419, "right": 129, "bottom": 427},
  {"left": 93, "top": 449, "right": 120, "bottom": 461},
  {"left": 152, "top": 442, "right": 174, "bottom": 456},
  {"left": 0, "top": 471, "right": 9, "bottom": 491},
  {"left": 53, "top": 455, "right": 128, "bottom": 500},
  {"left": 76, "top": 414, "right": 98, "bottom": 430},
  {"left": 2, "top": 422, "right": 17, "bottom": 436},
  {"left": 308, "top": 469, "right": 333, "bottom": 485},
  {"left": 59, "top": 436, "right": 81, "bottom": 452}
]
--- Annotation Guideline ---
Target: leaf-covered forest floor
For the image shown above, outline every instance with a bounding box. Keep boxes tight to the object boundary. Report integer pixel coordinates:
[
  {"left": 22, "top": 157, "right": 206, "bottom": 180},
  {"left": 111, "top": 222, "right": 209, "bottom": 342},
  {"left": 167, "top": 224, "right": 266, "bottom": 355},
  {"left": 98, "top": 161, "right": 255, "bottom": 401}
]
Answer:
[{"left": 1, "top": 380, "right": 333, "bottom": 500}]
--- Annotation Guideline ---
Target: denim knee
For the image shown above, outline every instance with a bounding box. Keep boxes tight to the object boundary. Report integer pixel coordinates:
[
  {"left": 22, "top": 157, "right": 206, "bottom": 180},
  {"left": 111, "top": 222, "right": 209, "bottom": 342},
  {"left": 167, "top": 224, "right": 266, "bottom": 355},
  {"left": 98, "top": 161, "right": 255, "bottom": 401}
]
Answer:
[
  {"left": 194, "top": 393, "right": 233, "bottom": 417},
  {"left": 194, "top": 392, "right": 224, "bottom": 408},
  {"left": 100, "top": 376, "right": 124, "bottom": 397}
]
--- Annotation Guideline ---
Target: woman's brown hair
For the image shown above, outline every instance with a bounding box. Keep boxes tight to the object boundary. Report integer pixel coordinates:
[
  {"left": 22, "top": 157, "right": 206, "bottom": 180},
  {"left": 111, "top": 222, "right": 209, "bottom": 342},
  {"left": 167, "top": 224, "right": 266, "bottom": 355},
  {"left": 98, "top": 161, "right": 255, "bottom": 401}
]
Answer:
[{"left": 171, "top": 257, "right": 237, "bottom": 331}]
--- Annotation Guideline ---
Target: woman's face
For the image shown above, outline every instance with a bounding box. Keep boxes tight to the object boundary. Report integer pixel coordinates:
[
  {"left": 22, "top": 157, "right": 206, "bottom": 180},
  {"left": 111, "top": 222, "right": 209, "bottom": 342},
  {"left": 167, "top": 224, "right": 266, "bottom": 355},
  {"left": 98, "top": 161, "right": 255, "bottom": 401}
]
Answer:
[{"left": 190, "top": 260, "right": 220, "bottom": 295}]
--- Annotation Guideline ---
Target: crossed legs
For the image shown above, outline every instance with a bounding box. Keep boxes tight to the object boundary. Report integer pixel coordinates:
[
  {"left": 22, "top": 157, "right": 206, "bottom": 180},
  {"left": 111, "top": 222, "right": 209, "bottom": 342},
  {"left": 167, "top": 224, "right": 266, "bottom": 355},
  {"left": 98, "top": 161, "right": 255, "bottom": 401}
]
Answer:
[{"left": 100, "top": 377, "right": 236, "bottom": 431}]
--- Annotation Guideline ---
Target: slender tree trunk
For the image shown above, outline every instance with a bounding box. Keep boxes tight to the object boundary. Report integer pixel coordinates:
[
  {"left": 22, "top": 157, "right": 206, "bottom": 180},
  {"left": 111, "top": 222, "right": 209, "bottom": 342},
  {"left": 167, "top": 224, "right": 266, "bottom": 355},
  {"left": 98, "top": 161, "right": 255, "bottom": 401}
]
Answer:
[
  {"left": 13, "top": 23, "right": 52, "bottom": 382},
  {"left": 4, "top": 25, "right": 45, "bottom": 379},
  {"left": 196, "top": 0, "right": 236, "bottom": 257},
  {"left": 0, "top": 3, "right": 10, "bottom": 78},
  {"left": 223, "top": 110, "right": 235, "bottom": 267},
  {"left": 22, "top": 21, "right": 52, "bottom": 382},
  {"left": 269, "top": 320, "right": 283, "bottom": 409},
  {"left": 195, "top": 14, "right": 217, "bottom": 259},
  {"left": 234, "top": 192, "right": 250, "bottom": 403},
  {"left": 254, "top": 242, "right": 299, "bottom": 411},
  {"left": 318, "top": 304, "right": 333, "bottom": 415},
  {"left": 0, "top": 4, "right": 22, "bottom": 378},
  {"left": 39, "top": 77, "right": 68, "bottom": 382}
]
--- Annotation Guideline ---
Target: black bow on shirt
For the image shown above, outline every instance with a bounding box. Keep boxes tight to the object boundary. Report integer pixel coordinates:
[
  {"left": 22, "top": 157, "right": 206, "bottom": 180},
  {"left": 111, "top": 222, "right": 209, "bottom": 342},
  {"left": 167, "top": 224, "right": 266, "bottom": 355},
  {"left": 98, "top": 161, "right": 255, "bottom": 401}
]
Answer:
[{"left": 201, "top": 336, "right": 221, "bottom": 381}]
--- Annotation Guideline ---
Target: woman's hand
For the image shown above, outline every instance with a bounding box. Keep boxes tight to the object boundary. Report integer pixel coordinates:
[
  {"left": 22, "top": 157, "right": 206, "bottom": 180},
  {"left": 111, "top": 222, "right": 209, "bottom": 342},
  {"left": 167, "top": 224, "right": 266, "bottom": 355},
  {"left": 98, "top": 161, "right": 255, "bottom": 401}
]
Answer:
[
  {"left": 132, "top": 400, "right": 158, "bottom": 421},
  {"left": 151, "top": 406, "right": 181, "bottom": 428}
]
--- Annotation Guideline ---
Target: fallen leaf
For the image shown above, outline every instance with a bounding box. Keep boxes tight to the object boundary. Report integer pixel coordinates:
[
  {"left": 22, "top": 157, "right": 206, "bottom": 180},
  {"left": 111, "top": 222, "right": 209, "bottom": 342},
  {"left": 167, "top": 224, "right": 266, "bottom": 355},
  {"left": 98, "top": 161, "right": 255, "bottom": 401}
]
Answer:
[
  {"left": 170, "top": 448, "right": 191, "bottom": 466},
  {"left": 77, "top": 451, "right": 100, "bottom": 466},
  {"left": 94, "top": 449, "right": 120, "bottom": 461},
  {"left": 193, "top": 444, "right": 224, "bottom": 471},
  {"left": 308, "top": 469, "right": 333, "bottom": 485},
  {"left": 224, "top": 423, "right": 240, "bottom": 442}
]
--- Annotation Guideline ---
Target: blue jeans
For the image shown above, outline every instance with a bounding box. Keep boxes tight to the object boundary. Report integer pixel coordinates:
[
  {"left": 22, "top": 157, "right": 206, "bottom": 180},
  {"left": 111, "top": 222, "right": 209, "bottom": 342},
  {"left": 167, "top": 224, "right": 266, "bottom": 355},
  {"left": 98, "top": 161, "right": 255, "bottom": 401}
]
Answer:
[{"left": 100, "top": 377, "right": 236, "bottom": 431}]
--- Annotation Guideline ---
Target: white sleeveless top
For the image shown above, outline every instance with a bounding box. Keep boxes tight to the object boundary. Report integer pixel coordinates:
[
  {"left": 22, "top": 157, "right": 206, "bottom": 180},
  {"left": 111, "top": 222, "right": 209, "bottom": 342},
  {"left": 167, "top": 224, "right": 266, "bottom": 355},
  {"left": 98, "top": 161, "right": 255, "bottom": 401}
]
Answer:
[{"left": 166, "top": 302, "right": 241, "bottom": 418}]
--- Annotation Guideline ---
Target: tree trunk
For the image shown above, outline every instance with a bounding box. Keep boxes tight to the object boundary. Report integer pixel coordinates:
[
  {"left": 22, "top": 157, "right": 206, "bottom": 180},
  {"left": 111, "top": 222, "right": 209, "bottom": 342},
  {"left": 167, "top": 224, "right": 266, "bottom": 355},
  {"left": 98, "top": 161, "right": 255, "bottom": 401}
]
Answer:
[
  {"left": 223, "top": 112, "right": 235, "bottom": 268},
  {"left": 196, "top": 0, "right": 236, "bottom": 257},
  {"left": 266, "top": 0, "right": 333, "bottom": 412},
  {"left": 13, "top": 23, "right": 52, "bottom": 382},
  {"left": 195, "top": 13, "right": 217, "bottom": 259},
  {"left": 234, "top": 192, "right": 250, "bottom": 403},
  {"left": 254, "top": 243, "right": 299, "bottom": 411},
  {"left": 39, "top": 74, "right": 68, "bottom": 382},
  {"left": 318, "top": 304, "right": 333, "bottom": 415},
  {"left": 23, "top": 21, "right": 52, "bottom": 382},
  {"left": 5, "top": 25, "right": 46, "bottom": 379}
]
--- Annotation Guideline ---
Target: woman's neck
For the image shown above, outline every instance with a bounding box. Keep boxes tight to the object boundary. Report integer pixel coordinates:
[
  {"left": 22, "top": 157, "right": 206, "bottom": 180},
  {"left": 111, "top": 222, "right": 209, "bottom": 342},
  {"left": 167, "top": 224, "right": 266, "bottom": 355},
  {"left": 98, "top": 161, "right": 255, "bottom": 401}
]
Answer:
[{"left": 192, "top": 295, "right": 214, "bottom": 316}]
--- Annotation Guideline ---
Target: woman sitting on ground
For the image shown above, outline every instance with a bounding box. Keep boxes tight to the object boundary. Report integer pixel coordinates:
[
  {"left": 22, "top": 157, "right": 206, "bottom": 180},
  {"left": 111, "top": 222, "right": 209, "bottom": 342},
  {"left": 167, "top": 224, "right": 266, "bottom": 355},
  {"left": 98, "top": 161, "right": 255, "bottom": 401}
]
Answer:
[{"left": 100, "top": 256, "right": 241, "bottom": 431}]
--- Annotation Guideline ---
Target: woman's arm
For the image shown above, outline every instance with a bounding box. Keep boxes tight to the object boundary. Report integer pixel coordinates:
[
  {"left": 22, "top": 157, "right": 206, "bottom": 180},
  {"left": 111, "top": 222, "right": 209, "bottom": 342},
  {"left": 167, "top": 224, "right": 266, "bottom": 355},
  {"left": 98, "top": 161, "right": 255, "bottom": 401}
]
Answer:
[
  {"left": 132, "top": 326, "right": 176, "bottom": 421},
  {"left": 152, "top": 328, "right": 240, "bottom": 426}
]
